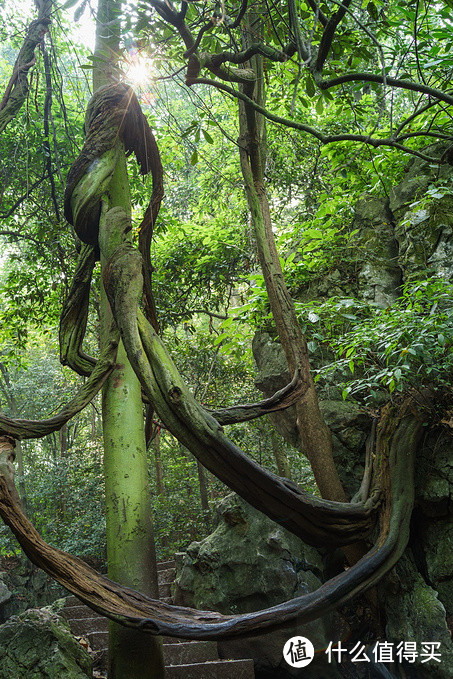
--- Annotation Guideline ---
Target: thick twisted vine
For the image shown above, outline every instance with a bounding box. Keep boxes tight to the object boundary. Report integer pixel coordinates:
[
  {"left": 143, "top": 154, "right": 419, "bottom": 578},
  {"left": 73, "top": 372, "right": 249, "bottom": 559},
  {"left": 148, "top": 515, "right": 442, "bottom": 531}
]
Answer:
[
  {"left": 100, "top": 208, "right": 380, "bottom": 547},
  {"left": 59, "top": 243, "right": 97, "bottom": 377},
  {"left": 64, "top": 82, "right": 163, "bottom": 329},
  {"left": 0, "top": 315, "right": 423, "bottom": 640},
  {"left": 208, "top": 369, "right": 307, "bottom": 424},
  {"left": 0, "top": 79, "right": 423, "bottom": 641},
  {"left": 0, "top": 336, "right": 118, "bottom": 439},
  {"left": 0, "top": 157, "right": 422, "bottom": 638},
  {"left": 0, "top": 0, "right": 52, "bottom": 134}
]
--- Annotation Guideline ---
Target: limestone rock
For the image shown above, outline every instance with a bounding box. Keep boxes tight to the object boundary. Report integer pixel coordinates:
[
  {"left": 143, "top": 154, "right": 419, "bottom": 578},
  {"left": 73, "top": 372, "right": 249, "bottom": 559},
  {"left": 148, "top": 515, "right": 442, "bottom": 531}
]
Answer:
[
  {"left": 0, "top": 607, "right": 92, "bottom": 679},
  {"left": 383, "top": 554, "right": 453, "bottom": 679},
  {"left": 0, "top": 574, "right": 12, "bottom": 610},
  {"left": 416, "top": 429, "right": 453, "bottom": 517},
  {"left": 394, "top": 195, "right": 453, "bottom": 279},
  {"left": 319, "top": 400, "right": 371, "bottom": 497},
  {"left": 353, "top": 196, "right": 402, "bottom": 307},
  {"left": 0, "top": 555, "right": 64, "bottom": 622},
  {"left": 420, "top": 518, "right": 453, "bottom": 616},
  {"left": 250, "top": 332, "right": 372, "bottom": 495},
  {"left": 252, "top": 332, "right": 299, "bottom": 448},
  {"left": 174, "top": 494, "right": 340, "bottom": 678}
]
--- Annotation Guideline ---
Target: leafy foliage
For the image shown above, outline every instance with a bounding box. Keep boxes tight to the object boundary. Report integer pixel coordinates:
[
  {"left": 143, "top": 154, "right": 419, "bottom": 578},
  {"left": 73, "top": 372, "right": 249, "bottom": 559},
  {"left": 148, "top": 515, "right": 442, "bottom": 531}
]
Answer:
[{"left": 294, "top": 278, "right": 453, "bottom": 403}]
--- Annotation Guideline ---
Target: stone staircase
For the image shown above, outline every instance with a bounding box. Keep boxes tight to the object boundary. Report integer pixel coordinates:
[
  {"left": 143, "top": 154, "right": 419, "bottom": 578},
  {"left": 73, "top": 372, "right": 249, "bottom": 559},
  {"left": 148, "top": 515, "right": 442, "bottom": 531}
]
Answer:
[{"left": 61, "top": 559, "right": 255, "bottom": 679}]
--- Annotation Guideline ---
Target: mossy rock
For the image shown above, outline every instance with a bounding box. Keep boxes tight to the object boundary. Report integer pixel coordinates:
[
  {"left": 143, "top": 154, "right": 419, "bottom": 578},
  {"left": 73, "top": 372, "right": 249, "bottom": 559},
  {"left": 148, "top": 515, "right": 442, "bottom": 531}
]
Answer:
[
  {"left": 0, "top": 608, "right": 92, "bottom": 679},
  {"left": 174, "top": 494, "right": 340, "bottom": 678},
  {"left": 383, "top": 554, "right": 453, "bottom": 679}
]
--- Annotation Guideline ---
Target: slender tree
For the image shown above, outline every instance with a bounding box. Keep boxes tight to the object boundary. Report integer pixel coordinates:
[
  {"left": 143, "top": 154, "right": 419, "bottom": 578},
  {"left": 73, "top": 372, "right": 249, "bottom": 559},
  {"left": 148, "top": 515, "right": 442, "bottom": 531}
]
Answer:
[{"left": 91, "top": 0, "right": 165, "bottom": 675}]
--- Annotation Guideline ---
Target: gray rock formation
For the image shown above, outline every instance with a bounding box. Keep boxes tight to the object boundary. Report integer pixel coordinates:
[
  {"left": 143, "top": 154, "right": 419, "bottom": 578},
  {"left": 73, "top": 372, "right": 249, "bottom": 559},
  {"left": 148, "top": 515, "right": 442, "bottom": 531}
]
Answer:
[
  {"left": 252, "top": 332, "right": 299, "bottom": 448},
  {"left": 174, "top": 493, "right": 341, "bottom": 678},
  {"left": 0, "top": 555, "right": 64, "bottom": 623},
  {"left": 0, "top": 574, "right": 12, "bottom": 614},
  {"left": 383, "top": 554, "right": 453, "bottom": 679},
  {"left": 0, "top": 607, "right": 92, "bottom": 679},
  {"left": 353, "top": 196, "right": 401, "bottom": 307}
]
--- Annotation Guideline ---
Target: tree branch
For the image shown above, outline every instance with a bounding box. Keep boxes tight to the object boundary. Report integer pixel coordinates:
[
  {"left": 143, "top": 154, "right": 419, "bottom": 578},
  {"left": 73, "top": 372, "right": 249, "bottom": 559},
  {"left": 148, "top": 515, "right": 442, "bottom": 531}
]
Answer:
[
  {"left": 0, "top": 175, "right": 46, "bottom": 219},
  {"left": 188, "top": 77, "right": 445, "bottom": 160},
  {"left": 230, "top": 0, "right": 249, "bottom": 29},
  {"left": 318, "top": 73, "right": 453, "bottom": 106},
  {"left": 305, "top": 0, "right": 327, "bottom": 27},
  {"left": 315, "top": 0, "right": 353, "bottom": 72}
]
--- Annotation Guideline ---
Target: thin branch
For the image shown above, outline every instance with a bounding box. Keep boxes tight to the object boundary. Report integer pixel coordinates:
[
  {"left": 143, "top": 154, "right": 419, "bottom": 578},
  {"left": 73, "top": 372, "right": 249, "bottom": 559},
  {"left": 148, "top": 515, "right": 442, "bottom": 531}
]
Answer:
[
  {"left": 394, "top": 98, "right": 442, "bottom": 136},
  {"left": 395, "top": 131, "right": 452, "bottom": 143},
  {"left": 184, "top": 20, "right": 213, "bottom": 58},
  {"left": 230, "top": 0, "right": 249, "bottom": 29},
  {"left": 305, "top": 0, "right": 327, "bottom": 27},
  {"left": 0, "top": 230, "right": 46, "bottom": 246},
  {"left": 318, "top": 73, "right": 453, "bottom": 106},
  {"left": 40, "top": 34, "right": 60, "bottom": 221},
  {"left": 189, "top": 77, "right": 445, "bottom": 160},
  {"left": 315, "top": 0, "right": 353, "bottom": 72},
  {"left": 0, "top": 175, "right": 46, "bottom": 218}
]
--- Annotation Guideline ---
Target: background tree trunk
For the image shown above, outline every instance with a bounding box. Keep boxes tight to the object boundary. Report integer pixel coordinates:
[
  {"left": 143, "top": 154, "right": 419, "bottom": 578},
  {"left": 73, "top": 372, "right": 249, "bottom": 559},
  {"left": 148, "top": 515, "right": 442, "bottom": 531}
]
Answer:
[{"left": 237, "top": 13, "right": 346, "bottom": 502}]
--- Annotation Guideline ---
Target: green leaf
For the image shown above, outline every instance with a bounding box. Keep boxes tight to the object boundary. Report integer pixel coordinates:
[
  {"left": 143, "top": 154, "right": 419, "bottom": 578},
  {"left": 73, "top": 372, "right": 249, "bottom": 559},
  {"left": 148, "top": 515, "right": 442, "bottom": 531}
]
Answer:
[
  {"left": 367, "top": 1, "right": 379, "bottom": 20},
  {"left": 202, "top": 129, "right": 214, "bottom": 144},
  {"left": 190, "top": 150, "right": 198, "bottom": 165},
  {"left": 61, "top": 0, "right": 80, "bottom": 9},
  {"left": 306, "top": 75, "right": 316, "bottom": 97},
  {"left": 136, "top": 17, "right": 150, "bottom": 32}
]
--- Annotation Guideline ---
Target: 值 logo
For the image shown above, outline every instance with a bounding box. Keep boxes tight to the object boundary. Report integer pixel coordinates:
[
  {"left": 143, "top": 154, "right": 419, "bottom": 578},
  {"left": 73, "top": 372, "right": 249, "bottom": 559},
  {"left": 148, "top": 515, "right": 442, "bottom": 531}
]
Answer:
[{"left": 283, "top": 635, "right": 315, "bottom": 668}]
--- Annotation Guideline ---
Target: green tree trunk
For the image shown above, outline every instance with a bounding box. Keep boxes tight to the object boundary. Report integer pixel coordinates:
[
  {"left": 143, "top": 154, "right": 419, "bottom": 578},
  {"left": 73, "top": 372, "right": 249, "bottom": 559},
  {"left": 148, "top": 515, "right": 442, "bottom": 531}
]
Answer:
[{"left": 94, "top": 0, "right": 165, "bottom": 676}]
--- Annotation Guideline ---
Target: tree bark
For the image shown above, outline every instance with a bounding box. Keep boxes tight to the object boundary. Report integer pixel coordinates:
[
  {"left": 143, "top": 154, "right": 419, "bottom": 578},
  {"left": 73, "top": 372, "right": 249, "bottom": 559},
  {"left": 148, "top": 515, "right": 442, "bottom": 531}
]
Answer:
[
  {"left": 270, "top": 431, "right": 292, "bottom": 479},
  {"left": 197, "top": 460, "right": 211, "bottom": 527},
  {"left": 94, "top": 1, "right": 165, "bottom": 676},
  {"left": 237, "top": 15, "right": 346, "bottom": 502}
]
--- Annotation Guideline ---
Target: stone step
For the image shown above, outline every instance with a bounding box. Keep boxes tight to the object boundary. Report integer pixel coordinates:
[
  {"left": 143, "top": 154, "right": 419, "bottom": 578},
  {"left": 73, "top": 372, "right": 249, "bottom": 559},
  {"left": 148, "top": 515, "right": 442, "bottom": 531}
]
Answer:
[
  {"left": 162, "top": 636, "right": 189, "bottom": 645},
  {"left": 61, "top": 561, "right": 255, "bottom": 678},
  {"left": 67, "top": 616, "right": 108, "bottom": 637},
  {"left": 158, "top": 567, "right": 176, "bottom": 585},
  {"left": 61, "top": 605, "right": 105, "bottom": 621},
  {"left": 157, "top": 560, "right": 176, "bottom": 571},
  {"left": 159, "top": 581, "right": 172, "bottom": 599},
  {"left": 84, "top": 629, "right": 196, "bottom": 651},
  {"left": 164, "top": 641, "right": 218, "bottom": 666},
  {"left": 166, "top": 659, "right": 255, "bottom": 679},
  {"left": 87, "top": 630, "right": 108, "bottom": 651}
]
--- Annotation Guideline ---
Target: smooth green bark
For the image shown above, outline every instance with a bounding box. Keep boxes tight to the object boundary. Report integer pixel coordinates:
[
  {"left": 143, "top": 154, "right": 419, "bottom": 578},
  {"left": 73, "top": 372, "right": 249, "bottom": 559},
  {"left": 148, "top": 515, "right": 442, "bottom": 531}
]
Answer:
[{"left": 94, "top": 1, "right": 165, "bottom": 676}]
